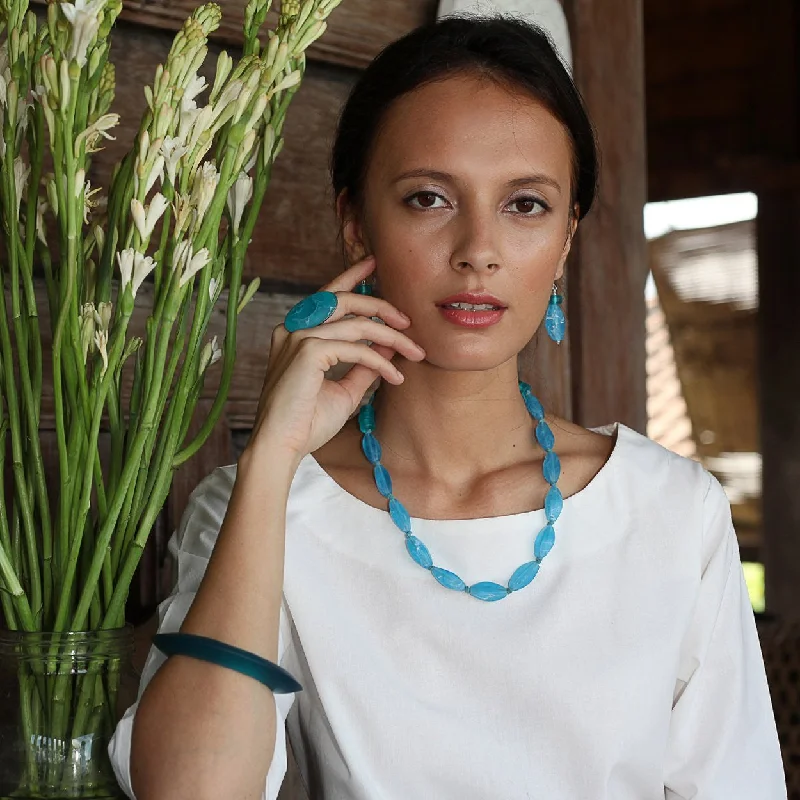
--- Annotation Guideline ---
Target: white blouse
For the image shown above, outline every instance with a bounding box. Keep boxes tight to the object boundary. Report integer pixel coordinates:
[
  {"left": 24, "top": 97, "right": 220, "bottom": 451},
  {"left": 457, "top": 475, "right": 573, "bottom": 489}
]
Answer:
[{"left": 109, "top": 423, "right": 787, "bottom": 799}]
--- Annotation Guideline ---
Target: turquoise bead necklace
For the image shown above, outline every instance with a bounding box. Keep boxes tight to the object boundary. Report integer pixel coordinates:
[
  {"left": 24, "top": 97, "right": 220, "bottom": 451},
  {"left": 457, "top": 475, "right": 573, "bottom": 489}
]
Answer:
[{"left": 357, "top": 381, "right": 563, "bottom": 602}]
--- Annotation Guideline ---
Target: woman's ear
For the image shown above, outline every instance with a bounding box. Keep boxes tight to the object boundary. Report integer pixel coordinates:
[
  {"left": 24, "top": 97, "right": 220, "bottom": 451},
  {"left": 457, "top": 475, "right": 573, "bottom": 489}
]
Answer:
[
  {"left": 555, "top": 214, "right": 579, "bottom": 281},
  {"left": 336, "top": 190, "right": 369, "bottom": 265}
]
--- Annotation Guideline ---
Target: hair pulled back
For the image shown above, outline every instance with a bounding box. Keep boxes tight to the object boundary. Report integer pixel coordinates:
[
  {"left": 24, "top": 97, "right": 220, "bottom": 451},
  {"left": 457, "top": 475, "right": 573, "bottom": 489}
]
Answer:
[{"left": 330, "top": 14, "right": 598, "bottom": 220}]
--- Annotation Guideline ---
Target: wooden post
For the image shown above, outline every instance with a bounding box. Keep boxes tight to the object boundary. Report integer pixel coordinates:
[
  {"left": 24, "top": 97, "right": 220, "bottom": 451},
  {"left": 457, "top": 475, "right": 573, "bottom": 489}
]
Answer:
[
  {"left": 757, "top": 189, "right": 800, "bottom": 620},
  {"left": 559, "top": 0, "right": 649, "bottom": 431}
]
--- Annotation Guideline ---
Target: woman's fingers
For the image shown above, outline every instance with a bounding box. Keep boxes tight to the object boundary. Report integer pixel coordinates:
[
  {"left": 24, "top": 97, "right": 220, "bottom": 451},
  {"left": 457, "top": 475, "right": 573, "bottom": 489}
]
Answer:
[
  {"left": 336, "top": 344, "right": 401, "bottom": 402},
  {"left": 321, "top": 255, "right": 376, "bottom": 293},
  {"left": 326, "top": 293, "right": 411, "bottom": 330},
  {"left": 296, "top": 337, "right": 405, "bottom": 385},
  {"left": 293, "top": 317, "right": 425, "bottom": 362}
]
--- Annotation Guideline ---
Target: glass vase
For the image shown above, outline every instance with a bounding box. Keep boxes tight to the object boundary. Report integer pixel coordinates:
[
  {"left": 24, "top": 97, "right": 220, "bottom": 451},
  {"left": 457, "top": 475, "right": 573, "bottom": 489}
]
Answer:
[{"left": 0, "top": 628, "right": 136, "bottom": 799}]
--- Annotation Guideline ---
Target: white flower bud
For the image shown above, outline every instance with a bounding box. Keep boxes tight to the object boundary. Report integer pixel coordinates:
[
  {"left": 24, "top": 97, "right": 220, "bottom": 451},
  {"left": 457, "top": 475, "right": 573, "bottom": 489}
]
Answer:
[
  {"left": 161, "top": 136, "right": 189, "bottom": 187},
  {"left": 116, "top": 248, "right": 135, "bottom": 292},
  {"left": 179, "top": 246, "right": 211, "bottom": 288},
  {"left": 132, "top": 252, "right": 157, "bottom": 296},
  {"left": 36, "top": 200, "right": 48, "bottom": 245},
  {"left": 226, "top": 172, "right": 253, "bottom": 236},
  {"left": 59, "top": 59, "right": 71, "bottom": 110},
  {"left": 131, "top": 192, "right": 169, "bottom": 240},
  {"left": 13, "top": 157, "right": 30, "bottom": 216},
  {"left": 272, "top": 70, "right": 302, "bottom": 95},
  {"left": 190, "top": 161, "right": 219, "bottom": 220},
  {"left": 80, "top": 302, "right": 97, "bottom": 364},
  {"left": 94, "top": 329, "right": 109, "bottom": 375},
  {"left": 130, "top": 198, "right": 146, "bottom": 240},
  {"left": 97, "top": 300, "right": 113, "bottom": 332}
]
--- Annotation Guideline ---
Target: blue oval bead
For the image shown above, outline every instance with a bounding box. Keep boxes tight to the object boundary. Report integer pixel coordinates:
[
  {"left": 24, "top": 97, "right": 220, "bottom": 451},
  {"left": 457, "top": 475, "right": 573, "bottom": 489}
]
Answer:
[
  {"left": 358, "top": 404, "right": 375, "bottom": 433},
  {"left": 523, "top": 393, "right": 545, "bottom": 421},
  {"left": 361, "top": 433, "right": 382, "bottom": 465},
  {"left": 389, "top": 498, "right": 412, "bottom": 533},
  {"left": 518, "top": 380, "right": 532, "bottom": 396},
  {"left": 545, "top": 303, "right": 566, "bottom": 344},
  {"left": 431, "top": 567, "right": 467, "bottom": 592},
  {"left": 543, "top": 451, "right": 561, "bottom": 485},
  {"left": 545, "top": 485, "right": 563, "bottom": 522},
  {"left": 535, "top": 420, "right": 555, "bottom": 451},
  {"left": 534, "top": 524, "right": 556, "bottom": 560},
  {"left": 373, "top": 465, "right": 392, "bottom": 498},
  {"left": 468, "top": 582, "right": 509, "bottom": 602},
  {"left": 508, "top": 560, "right": 540, "bottom": 591},
  {"left": 406, "top": 534, "right": 433, "bottom": 569}
]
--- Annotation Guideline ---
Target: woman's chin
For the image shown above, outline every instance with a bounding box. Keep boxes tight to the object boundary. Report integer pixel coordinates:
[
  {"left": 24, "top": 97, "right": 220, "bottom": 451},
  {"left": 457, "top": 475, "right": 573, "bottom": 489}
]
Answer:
[{"left": 416, "top": 346, "right": 521, "bottom": 374}]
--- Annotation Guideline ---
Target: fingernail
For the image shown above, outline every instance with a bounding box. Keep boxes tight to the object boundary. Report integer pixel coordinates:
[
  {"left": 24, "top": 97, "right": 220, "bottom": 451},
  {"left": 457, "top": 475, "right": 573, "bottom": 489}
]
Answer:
[{"left": 400, "top": 312, "right": 411, "bottom": 323}]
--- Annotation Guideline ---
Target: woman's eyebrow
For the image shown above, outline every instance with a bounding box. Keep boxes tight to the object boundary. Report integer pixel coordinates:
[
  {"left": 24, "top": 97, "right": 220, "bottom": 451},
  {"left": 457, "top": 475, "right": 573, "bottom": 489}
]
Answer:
[{"left": 391, "top": 168, "right": 562, "bottom": 194}]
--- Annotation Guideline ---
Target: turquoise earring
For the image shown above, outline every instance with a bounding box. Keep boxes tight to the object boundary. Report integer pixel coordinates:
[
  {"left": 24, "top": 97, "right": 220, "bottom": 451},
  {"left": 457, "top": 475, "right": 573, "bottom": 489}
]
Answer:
[
  {"left": 545, "top": 283, "right": 566, "bottom": 344},
  {"left": 355, "top": 279, "right": 373, "bottom": 296}
]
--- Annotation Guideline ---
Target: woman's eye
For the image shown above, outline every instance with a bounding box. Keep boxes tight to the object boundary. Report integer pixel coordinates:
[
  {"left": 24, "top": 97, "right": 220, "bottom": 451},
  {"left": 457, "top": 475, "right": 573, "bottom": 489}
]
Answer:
[
  {"left": 509, "top": 197, "right": 548, "bottom": 215},
  {"left": 406, "top": 192, "right": 447, "bottom": 210}
]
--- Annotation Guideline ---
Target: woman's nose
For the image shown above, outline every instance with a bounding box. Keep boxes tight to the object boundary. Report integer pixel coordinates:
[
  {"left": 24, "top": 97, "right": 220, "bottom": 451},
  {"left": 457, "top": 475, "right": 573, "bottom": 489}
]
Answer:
[{"left": 449, "top": 209, "right": 502, "bottom": 273}]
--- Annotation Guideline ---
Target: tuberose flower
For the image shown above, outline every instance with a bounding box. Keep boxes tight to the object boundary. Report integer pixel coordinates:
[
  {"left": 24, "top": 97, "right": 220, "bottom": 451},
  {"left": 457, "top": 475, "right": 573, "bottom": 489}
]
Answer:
[
  {"left": 94, "top": 329, "right": 109, "bottom": 375},
  {"left": 117, "top": 248, "right": 157, "bottom": 297},
  {"left": 60, "top": 0, "right": 106, "bottom": 67},
  {"left": 130, "top": 193, "right": 169, "bottom": 240},
  {"left": 132, "top": 252, "right": 157, "bottom": 295},
  {"left": 182, "top": 73, "right": 208, "bottom": 111},
  {"left": 190, "top": 162, "right": 219, "bottom": 220},
  {"left": 13, "top": 158, "right": 30, "bottom": 216},
  {"left": 180, "top": 247, "right": 211, "bottom": 288},
  {"left": 77, "top": 113, "right": 119, "bottom": 153},
  {"left": 197, "top": 334, "right": 223, "bottom": 377},
  {"left": 175, "top": 242, "right": 211, "bottom": 288},
  {"left": 226, "top": 172, "right": 253, "bottom": 236},
  {"left": 160, "top": 137, "right": 189, "bottom": 187},
  {"left": 80, "top": 302, "right": 97, "bottom": 364},
  {"left": 116, "top": 249, "right": 134, "bottom": 291}
]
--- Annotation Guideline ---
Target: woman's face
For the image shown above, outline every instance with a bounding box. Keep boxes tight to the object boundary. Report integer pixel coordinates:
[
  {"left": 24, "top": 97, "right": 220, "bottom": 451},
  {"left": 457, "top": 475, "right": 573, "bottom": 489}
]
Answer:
[{"left": 342, "top": 72, "right": 577, "bottom": 372}]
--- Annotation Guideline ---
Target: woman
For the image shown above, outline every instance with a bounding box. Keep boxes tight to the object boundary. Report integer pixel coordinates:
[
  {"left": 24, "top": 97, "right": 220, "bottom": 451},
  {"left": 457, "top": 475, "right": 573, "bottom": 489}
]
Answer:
[{"left": 110, "top": 15, "right": 786, "bottom": 800}]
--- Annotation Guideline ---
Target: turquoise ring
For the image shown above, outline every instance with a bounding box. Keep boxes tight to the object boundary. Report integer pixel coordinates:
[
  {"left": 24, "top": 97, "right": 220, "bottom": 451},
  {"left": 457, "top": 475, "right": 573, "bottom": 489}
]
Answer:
[{"left": 284, "top": 291, "right": 339, "bottom": 333}]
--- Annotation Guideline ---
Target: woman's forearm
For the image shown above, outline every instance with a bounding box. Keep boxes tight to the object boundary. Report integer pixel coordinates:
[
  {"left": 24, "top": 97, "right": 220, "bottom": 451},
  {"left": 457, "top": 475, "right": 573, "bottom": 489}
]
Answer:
[{"left": 130, "top": 444, "right": 299, "bottom": 800}]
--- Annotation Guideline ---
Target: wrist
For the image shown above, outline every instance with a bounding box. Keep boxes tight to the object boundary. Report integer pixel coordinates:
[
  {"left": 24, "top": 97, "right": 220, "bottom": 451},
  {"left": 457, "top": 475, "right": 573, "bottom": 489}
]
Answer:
[{"left": 238, "top": 437, "right": 304, "bottom": 487}]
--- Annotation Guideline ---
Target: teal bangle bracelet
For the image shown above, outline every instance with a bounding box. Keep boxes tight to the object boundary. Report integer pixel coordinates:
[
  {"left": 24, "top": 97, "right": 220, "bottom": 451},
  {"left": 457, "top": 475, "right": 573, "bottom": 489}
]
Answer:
[{"left": 153, "top": 633, "right": 303, "bottom": 694}]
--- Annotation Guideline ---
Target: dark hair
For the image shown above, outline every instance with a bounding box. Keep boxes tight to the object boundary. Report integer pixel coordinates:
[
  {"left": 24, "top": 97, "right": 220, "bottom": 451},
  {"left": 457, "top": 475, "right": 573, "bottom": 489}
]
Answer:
[{"left": 331, "top": 14, "right": 598, "bottom": 220}]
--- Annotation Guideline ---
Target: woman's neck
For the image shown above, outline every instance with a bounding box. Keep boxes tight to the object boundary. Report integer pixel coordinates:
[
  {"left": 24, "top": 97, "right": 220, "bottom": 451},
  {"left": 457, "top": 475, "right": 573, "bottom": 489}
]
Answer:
[{"left": 370, "top": 358, "right": 538, "bottom": 483}]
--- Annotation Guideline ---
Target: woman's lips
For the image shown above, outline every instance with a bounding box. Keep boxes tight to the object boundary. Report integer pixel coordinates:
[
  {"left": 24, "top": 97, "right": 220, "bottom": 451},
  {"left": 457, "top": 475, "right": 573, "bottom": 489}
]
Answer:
[{"left": 437, "top": 306, "right": 506, "bottom": 327}]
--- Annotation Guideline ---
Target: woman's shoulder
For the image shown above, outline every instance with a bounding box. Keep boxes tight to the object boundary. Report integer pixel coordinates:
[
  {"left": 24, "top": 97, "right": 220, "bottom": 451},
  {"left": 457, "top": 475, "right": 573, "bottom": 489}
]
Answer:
[
  {"left": 553, "top": 416, "right": 717, "bottom": 509},
  {"left": 602, "top": 421, "right": 725, "bottom": 522}
]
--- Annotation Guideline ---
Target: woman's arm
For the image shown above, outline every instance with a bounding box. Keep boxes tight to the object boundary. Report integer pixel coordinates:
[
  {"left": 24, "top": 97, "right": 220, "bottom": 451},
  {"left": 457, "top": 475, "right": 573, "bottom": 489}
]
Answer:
[
  {"left": 112, "top": 446, "right": 297, "bottom": 800},
  {"left": 111, "top": 256, "right": 422, "bottom": 799},
  {"left": 663, "top": 474, "right": 786, "bottom": 800}
]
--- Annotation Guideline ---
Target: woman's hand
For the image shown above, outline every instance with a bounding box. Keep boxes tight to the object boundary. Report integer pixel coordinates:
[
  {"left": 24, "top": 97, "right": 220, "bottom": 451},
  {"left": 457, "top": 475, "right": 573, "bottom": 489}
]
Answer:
[{"left": 246, "top": 256, "right": 426, "bottom": 464}]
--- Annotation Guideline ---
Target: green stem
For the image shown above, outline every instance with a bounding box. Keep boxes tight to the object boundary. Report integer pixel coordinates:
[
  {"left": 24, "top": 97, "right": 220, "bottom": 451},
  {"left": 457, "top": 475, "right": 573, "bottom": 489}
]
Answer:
[
  {"left": 0, "top": 249, "right": 42, "bottom": 624},
  {"left": 174, "top": 162, "right": 272, "bottom": 467},
  {"left": 54, "top": 307, "right": 133, "bottom": 632},
  {"left": 70, "top": 296, "right": 178, "bottom": 631}
]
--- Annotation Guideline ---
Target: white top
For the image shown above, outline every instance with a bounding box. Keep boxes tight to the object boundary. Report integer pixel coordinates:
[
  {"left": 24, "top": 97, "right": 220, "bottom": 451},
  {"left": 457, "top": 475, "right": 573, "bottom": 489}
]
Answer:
[{"left": 109, "top": 423, "right": 787, "bottom": 799}]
